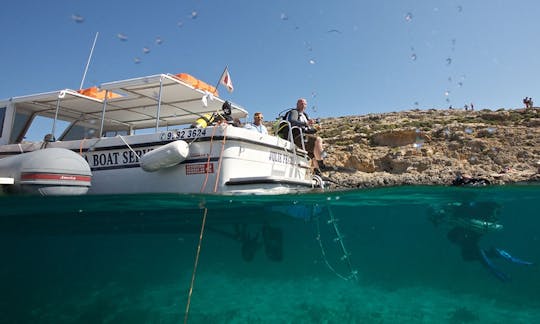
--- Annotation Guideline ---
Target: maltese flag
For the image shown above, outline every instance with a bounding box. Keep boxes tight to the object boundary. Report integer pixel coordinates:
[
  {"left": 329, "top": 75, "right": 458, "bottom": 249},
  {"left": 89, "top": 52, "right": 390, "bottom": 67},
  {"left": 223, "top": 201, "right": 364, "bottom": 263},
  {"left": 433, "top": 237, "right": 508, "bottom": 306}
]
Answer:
[{"left": 220, "top": 67, "right": 234, "bottom": 93}]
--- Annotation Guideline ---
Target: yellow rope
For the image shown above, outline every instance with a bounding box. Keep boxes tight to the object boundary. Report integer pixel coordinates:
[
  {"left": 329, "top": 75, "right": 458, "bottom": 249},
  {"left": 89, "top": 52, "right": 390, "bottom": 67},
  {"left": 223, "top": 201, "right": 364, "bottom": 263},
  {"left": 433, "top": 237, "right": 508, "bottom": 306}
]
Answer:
[
  {"left": 200, "top": 126, "right": 219, "bottom": 193},
  {"left": 213, "top": 124, "right": 228, "bottom": 192},
  {"left": 183, "top": 207, "right": 208, "bottom": 324}
]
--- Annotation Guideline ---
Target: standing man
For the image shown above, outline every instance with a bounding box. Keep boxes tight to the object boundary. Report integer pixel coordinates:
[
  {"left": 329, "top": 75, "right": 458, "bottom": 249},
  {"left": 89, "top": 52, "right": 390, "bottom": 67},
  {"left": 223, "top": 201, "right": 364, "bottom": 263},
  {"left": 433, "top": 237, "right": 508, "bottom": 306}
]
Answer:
[{"left": 244, "top": 112, "right": 268, "bottom": 134}]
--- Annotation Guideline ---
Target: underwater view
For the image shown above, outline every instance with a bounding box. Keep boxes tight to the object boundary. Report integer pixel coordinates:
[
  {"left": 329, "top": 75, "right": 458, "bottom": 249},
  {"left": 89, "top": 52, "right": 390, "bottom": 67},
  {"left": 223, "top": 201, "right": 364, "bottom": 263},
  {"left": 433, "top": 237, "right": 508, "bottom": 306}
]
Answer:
[{"left": 1, "top": 185, "right": 539, "bottom": 323}]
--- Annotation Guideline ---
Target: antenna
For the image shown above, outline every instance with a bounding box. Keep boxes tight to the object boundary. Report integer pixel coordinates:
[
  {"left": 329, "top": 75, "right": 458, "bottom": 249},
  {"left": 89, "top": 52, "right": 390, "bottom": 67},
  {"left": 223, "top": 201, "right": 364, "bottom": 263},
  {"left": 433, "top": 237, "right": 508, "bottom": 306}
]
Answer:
[{"left": 79, "top": 32, "right": 99, "bottom": 90}]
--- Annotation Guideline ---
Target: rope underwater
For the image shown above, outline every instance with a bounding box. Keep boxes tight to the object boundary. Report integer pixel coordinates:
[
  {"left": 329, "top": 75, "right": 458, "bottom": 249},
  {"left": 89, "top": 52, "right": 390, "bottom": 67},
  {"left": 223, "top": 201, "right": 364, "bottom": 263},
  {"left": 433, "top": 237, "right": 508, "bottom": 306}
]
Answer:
[{"left": 183, "top": 206, "right": 209, "bottom": 324}]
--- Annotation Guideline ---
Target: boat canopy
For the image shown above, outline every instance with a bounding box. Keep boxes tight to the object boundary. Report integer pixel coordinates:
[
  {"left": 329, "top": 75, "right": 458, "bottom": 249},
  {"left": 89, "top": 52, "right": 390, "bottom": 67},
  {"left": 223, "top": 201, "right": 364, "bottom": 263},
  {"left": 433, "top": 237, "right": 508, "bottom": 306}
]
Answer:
[{"left": 3, "top": 73, "right": 247, "bottom": 141}]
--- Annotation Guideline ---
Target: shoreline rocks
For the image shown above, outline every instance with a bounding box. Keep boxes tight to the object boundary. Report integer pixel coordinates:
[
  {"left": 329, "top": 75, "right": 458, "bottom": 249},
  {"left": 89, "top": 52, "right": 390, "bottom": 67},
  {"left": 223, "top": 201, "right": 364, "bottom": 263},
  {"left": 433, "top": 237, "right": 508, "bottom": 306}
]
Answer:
[{"left": 313, "top": 108, "right": 540, "bottom": 189}]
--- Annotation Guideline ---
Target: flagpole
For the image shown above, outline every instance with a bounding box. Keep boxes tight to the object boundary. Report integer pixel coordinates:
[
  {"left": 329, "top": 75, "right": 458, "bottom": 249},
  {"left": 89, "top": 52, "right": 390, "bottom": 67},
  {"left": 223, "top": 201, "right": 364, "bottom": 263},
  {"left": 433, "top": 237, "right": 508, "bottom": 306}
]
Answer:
[{"left": 214, "top": 66, "right": 228, "bottom": 93}]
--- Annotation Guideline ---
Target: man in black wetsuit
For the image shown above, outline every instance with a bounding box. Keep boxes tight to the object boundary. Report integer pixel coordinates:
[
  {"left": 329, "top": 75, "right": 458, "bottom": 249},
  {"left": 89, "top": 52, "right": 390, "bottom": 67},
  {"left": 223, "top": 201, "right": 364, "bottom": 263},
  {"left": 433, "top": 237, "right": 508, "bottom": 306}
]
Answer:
[{"left": 429, "top": 200, "right": 533, "bottom": 281}]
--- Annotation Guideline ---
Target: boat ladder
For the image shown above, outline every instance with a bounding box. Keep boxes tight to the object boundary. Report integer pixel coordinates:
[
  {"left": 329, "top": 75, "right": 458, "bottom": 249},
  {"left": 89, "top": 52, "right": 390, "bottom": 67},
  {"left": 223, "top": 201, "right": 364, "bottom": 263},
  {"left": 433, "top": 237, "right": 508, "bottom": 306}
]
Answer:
[{"left": 315, "top": 206, "right": 358, "bottom": 282}]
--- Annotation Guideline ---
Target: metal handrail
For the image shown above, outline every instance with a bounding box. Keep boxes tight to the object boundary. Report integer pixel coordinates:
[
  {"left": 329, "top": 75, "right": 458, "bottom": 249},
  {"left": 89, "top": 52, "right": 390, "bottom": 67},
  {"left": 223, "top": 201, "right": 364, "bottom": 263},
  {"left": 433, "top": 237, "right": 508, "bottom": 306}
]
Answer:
[{"left": 276, "top": 120, "right": 306, "bottom": 151}]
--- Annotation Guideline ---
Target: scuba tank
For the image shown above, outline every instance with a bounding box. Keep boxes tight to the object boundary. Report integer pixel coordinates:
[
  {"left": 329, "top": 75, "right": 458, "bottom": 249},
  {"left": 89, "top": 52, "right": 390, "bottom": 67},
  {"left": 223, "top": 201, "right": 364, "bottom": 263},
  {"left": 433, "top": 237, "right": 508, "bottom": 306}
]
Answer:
[{"left": 192, "top": 113, "right": 214, "bottom": 128}]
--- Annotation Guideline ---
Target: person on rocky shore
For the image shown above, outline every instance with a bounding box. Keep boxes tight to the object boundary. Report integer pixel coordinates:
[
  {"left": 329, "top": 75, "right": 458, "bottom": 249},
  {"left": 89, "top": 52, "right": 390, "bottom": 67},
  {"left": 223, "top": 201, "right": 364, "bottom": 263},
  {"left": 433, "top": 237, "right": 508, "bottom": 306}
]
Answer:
[{"left": 523, "top": 97, "right": 533, "bottom": 109}]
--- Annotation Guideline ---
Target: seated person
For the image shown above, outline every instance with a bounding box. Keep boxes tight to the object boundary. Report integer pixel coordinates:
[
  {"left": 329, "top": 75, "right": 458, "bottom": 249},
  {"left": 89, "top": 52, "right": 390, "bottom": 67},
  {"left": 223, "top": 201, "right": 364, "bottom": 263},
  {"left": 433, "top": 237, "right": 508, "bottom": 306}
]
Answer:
[
  {"left": 244, "top": 112, "right": 268, "bottom": 134},
  {"left": 281, "top": 98, "right": 326, "bottom": 172}
]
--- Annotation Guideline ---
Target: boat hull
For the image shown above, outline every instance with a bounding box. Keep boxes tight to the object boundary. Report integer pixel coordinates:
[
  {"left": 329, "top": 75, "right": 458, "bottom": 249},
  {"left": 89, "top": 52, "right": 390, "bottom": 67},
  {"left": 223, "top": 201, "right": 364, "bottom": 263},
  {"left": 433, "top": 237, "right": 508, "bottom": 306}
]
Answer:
[
  {"left": 0, "top": 126, "right": 316, "bottom": 195},
  {"left": 83, "top": 127, "right": 314, "bottom": 194}
]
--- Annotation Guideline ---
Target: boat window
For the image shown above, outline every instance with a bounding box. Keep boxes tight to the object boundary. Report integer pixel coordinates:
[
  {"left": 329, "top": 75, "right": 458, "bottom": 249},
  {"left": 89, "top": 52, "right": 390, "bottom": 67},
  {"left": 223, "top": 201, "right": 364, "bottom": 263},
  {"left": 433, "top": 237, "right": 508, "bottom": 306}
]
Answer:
[
  {"left": 24, "top": 115, "right": 69, "bottom": 142},
  {"left": 0, "top": 107, "right": 5, "bottom": 138},
  {"left": 9, "top": 111, "right": 32, "bottom": 143},
  {"left": 103, "top": 130, "right": 129, "bottom": 137},
  {"left": 61, "top": 123, "right": 100, "bottom": 141}
]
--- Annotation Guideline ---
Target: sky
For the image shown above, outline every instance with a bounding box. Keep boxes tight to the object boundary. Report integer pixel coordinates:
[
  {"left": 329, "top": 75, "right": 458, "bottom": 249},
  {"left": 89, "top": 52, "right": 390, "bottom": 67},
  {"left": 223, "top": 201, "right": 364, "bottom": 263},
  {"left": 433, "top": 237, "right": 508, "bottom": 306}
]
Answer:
[{"left": 1, "top": 0, "right": 539, "bottom": 124}]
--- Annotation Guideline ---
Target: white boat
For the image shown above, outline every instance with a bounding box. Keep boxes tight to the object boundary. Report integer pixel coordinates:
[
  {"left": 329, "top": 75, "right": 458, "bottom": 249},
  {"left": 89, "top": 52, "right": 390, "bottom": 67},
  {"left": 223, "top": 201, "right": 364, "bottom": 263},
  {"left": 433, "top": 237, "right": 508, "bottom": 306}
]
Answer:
[{"left": 0, "top": 72, "right": 322, "bottom": 195}]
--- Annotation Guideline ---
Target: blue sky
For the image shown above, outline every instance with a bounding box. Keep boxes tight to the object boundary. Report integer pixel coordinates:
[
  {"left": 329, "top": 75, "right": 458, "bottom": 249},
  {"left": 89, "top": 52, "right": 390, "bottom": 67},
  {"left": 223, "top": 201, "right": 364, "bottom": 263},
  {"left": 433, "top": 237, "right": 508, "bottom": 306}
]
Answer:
[{"left": 1, "top": 0, "right": 539, "bottom": 122}]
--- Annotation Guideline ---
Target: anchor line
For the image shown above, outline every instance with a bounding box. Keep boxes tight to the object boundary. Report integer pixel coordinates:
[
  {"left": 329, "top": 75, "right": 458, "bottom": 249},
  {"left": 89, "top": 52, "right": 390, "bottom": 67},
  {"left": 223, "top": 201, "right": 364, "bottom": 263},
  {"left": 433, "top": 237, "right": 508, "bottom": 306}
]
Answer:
[
  {"left": 184, "top": 207, "right": 209, "bottom": 324},
  {"left": 200, "top": 125, "right": 219, "bottom": 192},
  {"left": 213, "top": 124, "right": 228, "bottom": 192},
  {"left": 314, "top": 206, "right": 358, "bottom": 282},
  {"left": 79, "top": 138, "right": 87, "bottom": 156}
]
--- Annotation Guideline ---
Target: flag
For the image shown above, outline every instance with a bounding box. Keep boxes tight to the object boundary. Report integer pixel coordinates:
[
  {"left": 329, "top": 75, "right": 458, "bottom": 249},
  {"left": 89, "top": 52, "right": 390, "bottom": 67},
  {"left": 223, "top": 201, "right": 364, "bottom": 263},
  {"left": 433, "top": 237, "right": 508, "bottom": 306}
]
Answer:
[{"left": 220, "top": 67, "right": 234, "bottom": 93}]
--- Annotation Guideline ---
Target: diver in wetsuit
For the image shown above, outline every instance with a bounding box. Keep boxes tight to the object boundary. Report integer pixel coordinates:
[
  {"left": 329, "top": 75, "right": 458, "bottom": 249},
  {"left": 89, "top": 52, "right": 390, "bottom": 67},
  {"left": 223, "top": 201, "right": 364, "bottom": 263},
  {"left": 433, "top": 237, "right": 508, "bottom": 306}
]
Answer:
[
  {"left": 429, "top": 201, "right": 533, "bottom": 282},
  {"left": 451, "top": 173, "right": 490, "bottom": 186}
]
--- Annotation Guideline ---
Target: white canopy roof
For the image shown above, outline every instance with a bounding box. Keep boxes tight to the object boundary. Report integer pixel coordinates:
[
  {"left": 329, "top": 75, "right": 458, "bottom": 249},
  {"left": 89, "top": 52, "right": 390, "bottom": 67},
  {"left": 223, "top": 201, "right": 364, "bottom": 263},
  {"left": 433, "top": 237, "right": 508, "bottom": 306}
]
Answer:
[{"left": 6, "top": 73, "right": 247, "bottom": 132}]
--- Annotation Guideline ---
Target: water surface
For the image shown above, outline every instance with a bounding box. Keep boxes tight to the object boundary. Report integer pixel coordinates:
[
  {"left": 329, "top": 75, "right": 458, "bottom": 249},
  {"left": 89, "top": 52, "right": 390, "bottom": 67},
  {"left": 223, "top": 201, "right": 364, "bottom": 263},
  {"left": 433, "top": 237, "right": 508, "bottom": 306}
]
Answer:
[{"left": 1, "top": 185, "right": 539, "bottom": 323}]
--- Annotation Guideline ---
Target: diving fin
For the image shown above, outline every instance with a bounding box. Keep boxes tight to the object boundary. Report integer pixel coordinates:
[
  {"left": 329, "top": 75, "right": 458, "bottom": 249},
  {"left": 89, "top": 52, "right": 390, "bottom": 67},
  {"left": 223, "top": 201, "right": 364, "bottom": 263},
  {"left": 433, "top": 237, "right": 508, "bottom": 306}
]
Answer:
[
  {"left": 494, "top": 248, "right": 534, "bottom": 266},
  {"left": 480, "top": 248, "right": 510, "bottom": 282}
]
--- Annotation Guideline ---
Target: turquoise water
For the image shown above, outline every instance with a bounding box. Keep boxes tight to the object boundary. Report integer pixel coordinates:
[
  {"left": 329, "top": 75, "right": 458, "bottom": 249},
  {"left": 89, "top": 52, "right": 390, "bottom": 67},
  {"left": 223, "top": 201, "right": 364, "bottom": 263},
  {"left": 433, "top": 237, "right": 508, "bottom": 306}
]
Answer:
[{"left": 1, "top": 185, "right": 539, "bottom": 323}]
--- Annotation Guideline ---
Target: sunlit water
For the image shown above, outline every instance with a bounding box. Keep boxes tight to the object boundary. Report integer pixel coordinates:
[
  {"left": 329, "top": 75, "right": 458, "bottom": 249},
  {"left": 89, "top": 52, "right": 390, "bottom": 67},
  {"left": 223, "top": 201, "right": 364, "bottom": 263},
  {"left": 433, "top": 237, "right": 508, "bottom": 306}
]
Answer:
[{"left": 1, "top": 185, "right": 539, "bottom": 323}]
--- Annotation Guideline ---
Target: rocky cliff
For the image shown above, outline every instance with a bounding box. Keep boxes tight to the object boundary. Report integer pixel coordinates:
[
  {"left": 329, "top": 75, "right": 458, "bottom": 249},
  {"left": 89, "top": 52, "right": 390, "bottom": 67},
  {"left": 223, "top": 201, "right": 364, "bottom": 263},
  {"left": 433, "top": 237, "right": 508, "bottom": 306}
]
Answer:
[{"left": 312, "top": 107, "right": 540, "bottom": 189}]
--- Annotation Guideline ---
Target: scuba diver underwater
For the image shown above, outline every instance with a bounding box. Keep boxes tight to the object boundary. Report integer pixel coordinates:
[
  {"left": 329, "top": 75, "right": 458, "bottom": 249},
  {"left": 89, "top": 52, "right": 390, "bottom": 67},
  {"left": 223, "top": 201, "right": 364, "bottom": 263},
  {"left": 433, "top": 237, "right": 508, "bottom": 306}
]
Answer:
[{"left": 428, "top": 200, "right": 534, "bottom": 282}]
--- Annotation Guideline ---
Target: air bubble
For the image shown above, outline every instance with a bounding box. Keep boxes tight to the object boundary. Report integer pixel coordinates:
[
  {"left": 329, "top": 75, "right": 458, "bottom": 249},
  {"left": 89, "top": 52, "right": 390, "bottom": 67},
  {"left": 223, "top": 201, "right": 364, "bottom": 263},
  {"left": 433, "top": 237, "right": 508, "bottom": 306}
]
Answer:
[
  {"left": 134, "top": 57, "right": 141, "bottom": 64},
  {"left": 191, "top": 11, "right": 198, "bottom": 19},
  {"left": 280, "top": 13, "right": 288, "bottom": 21},
  {"left": 327, "top": 29, "right": 342, "bottom": 34},
  {"left": 71, "top": 14, "right": 84, "bottom": 23},
  {"left": 405, "top": 12, "right": 413, "bottom": 22},
  {"left": 309, "top": 59, "right": 316, "bottom": 65},
  {"left": 410, "top": 53, "right": 417, "bottom": 61},
  {"left": 446, "top": 58, "right": 452, "bottom": 65},
  {"left": 143, "top": 47, "right": 151, "bottom": 54},
  {"left": 155, "top": 37, "right": 163, "bottom": 45},
  {"left": 117, "top": 33, "right": 128, "bottom": 41}
]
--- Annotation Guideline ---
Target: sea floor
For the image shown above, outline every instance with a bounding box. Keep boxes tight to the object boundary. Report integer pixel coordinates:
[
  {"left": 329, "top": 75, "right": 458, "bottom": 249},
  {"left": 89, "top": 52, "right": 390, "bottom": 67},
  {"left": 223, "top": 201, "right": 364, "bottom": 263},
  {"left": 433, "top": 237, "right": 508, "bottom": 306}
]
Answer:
[{"left": 15, "top": 272, "right": 539, "bottom": 323}]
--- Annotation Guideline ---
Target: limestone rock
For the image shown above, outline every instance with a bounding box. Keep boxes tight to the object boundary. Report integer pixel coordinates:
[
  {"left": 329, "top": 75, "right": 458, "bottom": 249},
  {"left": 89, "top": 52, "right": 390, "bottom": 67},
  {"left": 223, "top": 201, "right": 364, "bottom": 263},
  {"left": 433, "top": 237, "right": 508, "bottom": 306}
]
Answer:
[{"left": 311, "top": 108, "right": 540, "bottom": 189}]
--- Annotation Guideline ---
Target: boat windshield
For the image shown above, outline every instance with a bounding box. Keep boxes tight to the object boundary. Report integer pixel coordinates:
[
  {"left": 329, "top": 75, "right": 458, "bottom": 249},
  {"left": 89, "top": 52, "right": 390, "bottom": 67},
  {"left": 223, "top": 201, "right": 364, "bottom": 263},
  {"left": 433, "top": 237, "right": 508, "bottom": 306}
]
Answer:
[{"left": 0, "top": 107, "right": 5, "bottom": 138}]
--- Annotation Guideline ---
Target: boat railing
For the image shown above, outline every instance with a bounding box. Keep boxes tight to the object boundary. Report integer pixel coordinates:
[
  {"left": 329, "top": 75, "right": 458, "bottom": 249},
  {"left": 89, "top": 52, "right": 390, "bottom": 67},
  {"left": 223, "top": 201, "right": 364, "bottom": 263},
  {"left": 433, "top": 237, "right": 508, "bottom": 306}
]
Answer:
[{"left": 276, "top": 120, "right": 306, "bottom": 151}]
